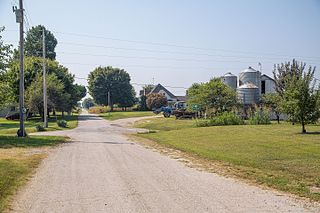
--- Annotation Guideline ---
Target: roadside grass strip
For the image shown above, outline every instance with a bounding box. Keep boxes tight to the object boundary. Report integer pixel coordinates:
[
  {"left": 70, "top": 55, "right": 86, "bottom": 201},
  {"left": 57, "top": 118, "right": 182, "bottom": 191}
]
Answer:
[
  {"left": 135, "top": 117, "right": 320, "bottom": 201},
  {"left": 0, "top": 136, "right": 66, "bottom": 212},
  {"left": 0, "top": 114, "right": 78, "bottom": 135}
]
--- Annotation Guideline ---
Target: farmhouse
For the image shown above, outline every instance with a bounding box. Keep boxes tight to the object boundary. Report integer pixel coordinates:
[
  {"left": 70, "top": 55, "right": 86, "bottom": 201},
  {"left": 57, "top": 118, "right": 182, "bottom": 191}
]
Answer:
[{"left": 142, "top": 84, "right": 186, "bottom": 104}]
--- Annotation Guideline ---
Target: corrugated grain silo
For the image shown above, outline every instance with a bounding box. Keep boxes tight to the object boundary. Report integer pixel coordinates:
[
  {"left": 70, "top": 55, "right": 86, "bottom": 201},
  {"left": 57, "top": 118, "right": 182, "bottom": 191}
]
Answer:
[
  {"left": 221, "top": 72, "right": 237, "bottom": 90},
  {"left": 239, "top": 67, "right": 261, "bottom": 95},
  {"left": 237, "top": 82, "right": 259, "bottom": 105}
]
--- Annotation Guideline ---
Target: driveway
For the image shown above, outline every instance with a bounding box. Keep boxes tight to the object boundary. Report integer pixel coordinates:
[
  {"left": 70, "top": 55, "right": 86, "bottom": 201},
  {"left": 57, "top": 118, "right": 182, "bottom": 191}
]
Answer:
[{"left": 11, "top": 112, "right": 319, "bottom": 212}]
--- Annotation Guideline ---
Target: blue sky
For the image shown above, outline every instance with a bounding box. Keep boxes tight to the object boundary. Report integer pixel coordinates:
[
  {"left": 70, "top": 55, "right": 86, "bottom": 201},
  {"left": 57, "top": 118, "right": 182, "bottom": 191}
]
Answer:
[{"left": 1, "top": 0, "right": 319, "bottom": 95}]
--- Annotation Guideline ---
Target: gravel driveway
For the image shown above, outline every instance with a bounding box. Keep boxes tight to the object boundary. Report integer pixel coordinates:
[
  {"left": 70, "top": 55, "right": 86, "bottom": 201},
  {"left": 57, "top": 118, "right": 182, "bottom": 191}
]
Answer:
[{"left": 10, "top": 112, "right": 319, "bottom": 212}]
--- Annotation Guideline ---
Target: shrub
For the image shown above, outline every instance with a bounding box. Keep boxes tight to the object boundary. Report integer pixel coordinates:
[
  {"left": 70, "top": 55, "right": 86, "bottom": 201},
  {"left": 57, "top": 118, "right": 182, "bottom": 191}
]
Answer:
[
  {"left": 196, "top": 111, "right": 244, "bottom": 127},
  {"left": 88, "top": 106, "right": 110, "bottom": 114},
  {"left": 35, "top": 124, "right": 45, "bottom": 132},
  {"left": 57, "top": 120, "right": 68, "bottom": 128},
  {"left": 249, "top": 111, "right": 271, "bottom": 125}
]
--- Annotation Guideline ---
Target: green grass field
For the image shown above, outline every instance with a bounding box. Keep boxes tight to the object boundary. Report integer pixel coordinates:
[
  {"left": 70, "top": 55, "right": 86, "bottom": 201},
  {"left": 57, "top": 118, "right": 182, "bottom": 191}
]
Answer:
[
  {"left": 135, "top": 117, "right": 320, "bottom": 201},
  {"left": 100, "top": 111, "right": 154, "bottom": 121},
  {"left": 0, "top": 135, "right": 66, "bottom": 212},
  {"left": 0, "top": 114, "right": 79, "bottom": 135}
]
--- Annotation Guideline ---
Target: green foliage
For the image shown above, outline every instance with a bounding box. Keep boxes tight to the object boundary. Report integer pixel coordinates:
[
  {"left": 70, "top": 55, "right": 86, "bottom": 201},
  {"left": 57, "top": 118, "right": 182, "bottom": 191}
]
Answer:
[
  {"left": 146, "top": 93, "right": 167, "bottom": 109},
  {"left": 24, "top": 25, "right": 57, "bottom": 60},
  {"left": 138, "top": 95, "right": 149, "bottom": 111},
  {"left": 82, "top": 98, "right": 95, "bottom": 109},
  {"left": 196, "top": 111, "right": 244, "bottom": 127},
  {"left": 261, "top": 93, "right": 282, "bottom": 123},
  {"left": 275, "top": 60, "right": 320, "bottom": 133},
  {"left": 187, "top": 78, "right": 238, "bottom": 114},
  {"left": 88, "top": 66, "right": 135, "bottom": 110},
  {"left": 0, "top": 27, "right": 14, "bottom": 107},
  {"left": 6, "top": 57, "right": 86, "bottom": 113},
  {"left": 57, "top": 120, "right": 67, "bottom": 128},
  {"left": 248, "top": 111, "right": 271, "bottom": 125},
  {"left": 0, "top": 27, "right": 12, "bottom": 73},
  {"left": 26, "top": 73, "right": 65, "bottom": 118}
]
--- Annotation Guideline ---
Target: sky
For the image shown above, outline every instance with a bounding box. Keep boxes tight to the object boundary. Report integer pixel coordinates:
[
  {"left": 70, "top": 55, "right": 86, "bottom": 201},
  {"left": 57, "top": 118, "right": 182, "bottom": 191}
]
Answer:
[{"left": 0, "top": 0, "right": 319, "bottom": 96}]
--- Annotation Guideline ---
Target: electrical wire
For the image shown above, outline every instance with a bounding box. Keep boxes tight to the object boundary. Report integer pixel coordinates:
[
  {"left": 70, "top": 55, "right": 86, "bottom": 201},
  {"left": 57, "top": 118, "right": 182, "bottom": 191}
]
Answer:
[{"left": 52, "top": 30, "right": 320, "bottom": 61}]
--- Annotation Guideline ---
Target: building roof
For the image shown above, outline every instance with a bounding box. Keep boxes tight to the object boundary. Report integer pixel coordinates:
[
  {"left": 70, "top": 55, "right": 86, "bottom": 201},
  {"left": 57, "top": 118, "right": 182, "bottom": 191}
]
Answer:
[
  {"left": 240, "top": 66, "right": 258, "bottom": 73},
  {"left": 261, "top": 74, "right": 275, "bottom": 81},
  {"left": 150, "top": 84, "right": 176, "bottom": 99},
  {"left": 176, "top": 96, "right": 187, "bottom": 102},
  {"left": 223, "top": 72, "right": 236, "bottom": 77}
]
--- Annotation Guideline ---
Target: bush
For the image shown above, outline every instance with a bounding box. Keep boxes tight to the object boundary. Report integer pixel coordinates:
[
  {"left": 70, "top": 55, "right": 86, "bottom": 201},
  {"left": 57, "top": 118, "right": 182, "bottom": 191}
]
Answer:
[
  {"left": 249, "top": 111, "right": 271, "bottom": 125},
  {"left": 57, "top": 120, "right": 68, "bottom": 128},
  {"left": 196, "top": 111, "right": 244, "bottom": 127},
  {"left": 88, "top": 106, "right": 110, "bottom": 114},
  {"left": 35, "top": 124, "right": 45, "bottom": 132}
]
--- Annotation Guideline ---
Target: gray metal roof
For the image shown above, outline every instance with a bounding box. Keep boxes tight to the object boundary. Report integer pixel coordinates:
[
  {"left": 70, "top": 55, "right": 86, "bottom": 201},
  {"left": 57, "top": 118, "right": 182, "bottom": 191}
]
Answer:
[
  {"left": 240, "top": 66, "right": 258, "bottom": 73},
  {"left": 223, "top": 72, "right": 236, "bottom": 77}
]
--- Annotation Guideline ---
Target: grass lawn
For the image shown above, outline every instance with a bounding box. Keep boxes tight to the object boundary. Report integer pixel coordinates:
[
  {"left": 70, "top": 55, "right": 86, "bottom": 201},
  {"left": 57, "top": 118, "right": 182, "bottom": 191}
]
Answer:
[
  {"left": 100, "top": 111, "right": 155, "bottom": 121},
  {"left": 0, "top": 135, "right": 66, "bottom": 212},
  {"left": 135, "top": 117, "right": 320, "bottom": 201},
  {"left": 0, "top": 113, "right": 79, "bottom": 135}
]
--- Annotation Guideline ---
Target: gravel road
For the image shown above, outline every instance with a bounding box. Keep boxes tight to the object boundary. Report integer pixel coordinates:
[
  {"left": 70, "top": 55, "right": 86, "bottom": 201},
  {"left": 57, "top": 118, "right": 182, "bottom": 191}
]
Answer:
[{"left": 11, "top": 112, "right": 319, "bottom": 212}]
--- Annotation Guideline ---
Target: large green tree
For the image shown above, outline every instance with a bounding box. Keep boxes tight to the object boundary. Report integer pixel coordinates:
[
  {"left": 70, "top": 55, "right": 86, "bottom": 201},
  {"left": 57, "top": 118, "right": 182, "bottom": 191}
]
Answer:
[
  {"left": 26, "top": 73, "right": 67, "bottom": 120},
  {"left": 277, "top": 61, "right": 320, "bottom": 133},
  {"left": 0, "top": 27, "right": 14, "bottom": 107},
  {"left": 0, "top": 27, "right": 12, "bottom": 74},
  {"left": 87, "top": 66, "right": 135, "bottom": 110},
  {"left": 187, "top": 78, "right": 238, "bottom": 115},
  {"left": 24, "top": 25, "right": 57, "bottom": 60},
  {"left": 6, "top": 57, "right": 86, "bottom": 114}
]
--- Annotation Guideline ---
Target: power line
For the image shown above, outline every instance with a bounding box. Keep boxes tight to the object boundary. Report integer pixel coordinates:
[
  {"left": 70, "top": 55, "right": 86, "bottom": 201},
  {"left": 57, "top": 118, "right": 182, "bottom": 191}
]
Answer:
[
  {"left": 52, "top": 30, "right": 320, "bottom": 60},
  {"left": 58, "top": 41, "right": 320, "bottom": 64},
  {"left": 73, "top": 76, "right": 189, "bottom": 89}
]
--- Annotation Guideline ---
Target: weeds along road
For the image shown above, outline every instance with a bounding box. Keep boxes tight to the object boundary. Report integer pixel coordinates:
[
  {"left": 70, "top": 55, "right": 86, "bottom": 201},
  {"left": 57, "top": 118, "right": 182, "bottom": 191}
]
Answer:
[{"left": 11, "top": 112, "right": 319, "bottom": 213}]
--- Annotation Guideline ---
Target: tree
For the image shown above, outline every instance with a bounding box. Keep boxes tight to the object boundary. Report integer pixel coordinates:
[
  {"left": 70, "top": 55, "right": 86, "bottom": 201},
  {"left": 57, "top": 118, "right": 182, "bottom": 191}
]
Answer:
[
  {"left": 0, "top": 27, "right": 14, "bottom": 107},
  {"left": 279, "top": 62, "right": 320, "bottom": 133},
  {"left": 87, "top": 66, "right": 135, "bottom": 111},
  {"left": 146, "top": 93, "right": 167, "bottom": 110},
  {"left": 187, "top": 78, "right": 238, "bottom": 115},
  {"left": 6, "top": 57, "right": 86, "bottom": 114},
  {"left": 0, "top": 27, "right": 12, "bottom": 74},
  {"left": 26, "top": 74, "right": 65, "bottom": 120},
  {"left": 139, "top": 84, "right": 154, "bottom": 111},
  {"left": 118, "top": 87, "right": 136, "bottom": 110},
  {"left": 82, "top": 98, "right": 95, "bottom": 109},
  {"left": 273, "top": 59, "right": 302, "bottom": 97},
  {"left": 24, "top": 25, "right": 57, "bottom": 60},
  {"left": 261, "top": 93, "right": 282, "bottom": 123}
]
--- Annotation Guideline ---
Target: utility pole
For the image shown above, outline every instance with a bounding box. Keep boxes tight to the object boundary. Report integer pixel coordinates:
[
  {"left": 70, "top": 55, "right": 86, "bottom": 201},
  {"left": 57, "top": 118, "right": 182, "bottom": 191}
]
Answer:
[
  {"left": 43, "top": 28, "right": 48, "bottom": 128},
  {"left": 14, "top": 0, "right": 25, "bottom": 137},
  {"left": 107, "top": 91, "right": 111, "bottom": 115}
]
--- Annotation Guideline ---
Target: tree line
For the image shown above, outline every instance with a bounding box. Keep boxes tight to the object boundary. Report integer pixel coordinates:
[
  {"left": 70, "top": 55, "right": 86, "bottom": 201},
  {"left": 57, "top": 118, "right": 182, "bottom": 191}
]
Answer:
[{"left": 0, "top": 26, "right": 86, "bottom": 119}]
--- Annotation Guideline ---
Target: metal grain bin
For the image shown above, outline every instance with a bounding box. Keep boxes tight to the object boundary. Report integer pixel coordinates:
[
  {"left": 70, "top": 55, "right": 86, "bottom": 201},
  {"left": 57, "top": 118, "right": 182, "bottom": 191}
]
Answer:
[
  {"left": 237, "top": 82, "right": 259, "bottom": 105},
  {"left": 221, "top": 72, "right": 237, "bottom": 89},
  {"left": 239, "top": 67, "right": 261, "bottom": 95}
]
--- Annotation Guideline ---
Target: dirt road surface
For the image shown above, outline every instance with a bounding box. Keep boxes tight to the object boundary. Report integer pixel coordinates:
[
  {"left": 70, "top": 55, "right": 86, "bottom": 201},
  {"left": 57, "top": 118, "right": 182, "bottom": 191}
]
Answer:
[{"left": 11, "top": 113, "right": 319, "bottom": 212}]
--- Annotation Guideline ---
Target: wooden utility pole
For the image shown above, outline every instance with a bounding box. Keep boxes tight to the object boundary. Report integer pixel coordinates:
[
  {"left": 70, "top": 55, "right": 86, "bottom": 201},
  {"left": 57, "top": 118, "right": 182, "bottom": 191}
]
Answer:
[
  {"left": 14, "top": 0, "right": 25, "bottom": 137},
  {"left": 43, "top": 28, "right": 48, "bottom": 128}
]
